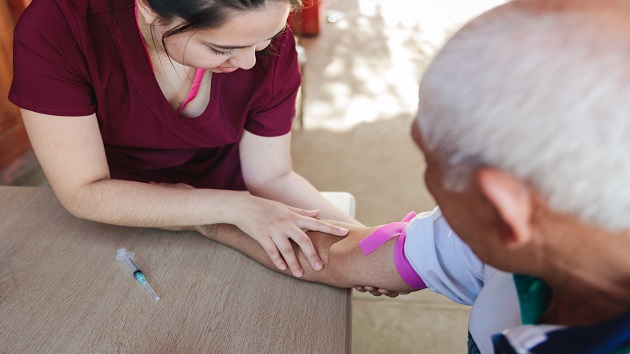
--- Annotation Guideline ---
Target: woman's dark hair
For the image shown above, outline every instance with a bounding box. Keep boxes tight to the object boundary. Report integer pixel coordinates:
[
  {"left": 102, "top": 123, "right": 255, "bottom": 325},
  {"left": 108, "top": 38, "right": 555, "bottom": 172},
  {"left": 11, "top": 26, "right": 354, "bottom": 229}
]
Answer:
[{"left": 146, "top": 0, "right": 303, "bottom": 49}]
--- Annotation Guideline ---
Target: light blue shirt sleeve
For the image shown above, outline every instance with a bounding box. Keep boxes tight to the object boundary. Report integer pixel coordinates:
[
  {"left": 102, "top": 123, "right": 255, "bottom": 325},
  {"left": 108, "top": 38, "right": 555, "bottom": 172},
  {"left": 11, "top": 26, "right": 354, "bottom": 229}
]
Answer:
[{"left": 404, "top": 207, "right": 485, "bottom": 305}]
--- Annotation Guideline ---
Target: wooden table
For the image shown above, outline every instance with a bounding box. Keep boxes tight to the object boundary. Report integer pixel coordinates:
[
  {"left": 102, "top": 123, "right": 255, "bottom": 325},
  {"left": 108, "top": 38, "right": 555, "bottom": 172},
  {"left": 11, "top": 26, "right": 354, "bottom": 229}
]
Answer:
[{"left": 0, "top": 187, "right": 351, "bottom": 353}]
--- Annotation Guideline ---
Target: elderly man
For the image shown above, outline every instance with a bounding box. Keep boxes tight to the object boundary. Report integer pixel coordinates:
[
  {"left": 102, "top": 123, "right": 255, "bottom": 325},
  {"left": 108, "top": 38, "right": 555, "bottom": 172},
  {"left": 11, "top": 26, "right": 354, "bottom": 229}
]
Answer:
[{"left": 190, "top": 0, "right": 630, "bottom": 352}]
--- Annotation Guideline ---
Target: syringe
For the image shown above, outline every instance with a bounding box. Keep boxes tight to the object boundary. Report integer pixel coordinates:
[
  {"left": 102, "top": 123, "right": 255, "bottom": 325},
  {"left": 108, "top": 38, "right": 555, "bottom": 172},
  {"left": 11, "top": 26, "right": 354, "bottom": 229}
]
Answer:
[{"left": 116, "top": 248, "right": 160, "bottom": 301}]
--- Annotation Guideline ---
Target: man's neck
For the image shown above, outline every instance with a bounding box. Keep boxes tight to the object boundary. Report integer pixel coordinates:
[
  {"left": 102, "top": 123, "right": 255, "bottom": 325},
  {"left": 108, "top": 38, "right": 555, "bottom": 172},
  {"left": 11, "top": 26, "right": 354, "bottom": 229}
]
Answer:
[{"left": 535, "top": 217, "right": 630, "bottom": 326}]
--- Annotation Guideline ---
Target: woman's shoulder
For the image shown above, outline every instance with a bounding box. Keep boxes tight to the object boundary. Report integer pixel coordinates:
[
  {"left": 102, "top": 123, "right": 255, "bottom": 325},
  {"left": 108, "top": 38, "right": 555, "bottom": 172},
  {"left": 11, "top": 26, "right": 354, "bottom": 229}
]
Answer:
[
  {"left": 272, "top": 26, "right": 299, "bottom": 63},
  {"left": 13, "top": 1, "right": 77, "bottom": 55},
  {"left": 14, "top": 0, "right": 134, "bottom": 58},
  {"left": 253, "top": 26, "right": 298, "bottom": 69},
  {"left": 18, "top": 0, "right": 86, "bottom": 24},
  {"left": 16, "top": 0, "right": 131, "bottom": 34}
]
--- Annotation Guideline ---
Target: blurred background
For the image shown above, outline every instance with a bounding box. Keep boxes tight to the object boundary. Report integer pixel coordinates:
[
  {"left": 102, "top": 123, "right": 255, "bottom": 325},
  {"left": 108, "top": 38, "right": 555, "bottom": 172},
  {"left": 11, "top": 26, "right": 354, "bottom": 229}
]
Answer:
[{"left": 0, "top": 0, "right": 506, "bottom": 352}]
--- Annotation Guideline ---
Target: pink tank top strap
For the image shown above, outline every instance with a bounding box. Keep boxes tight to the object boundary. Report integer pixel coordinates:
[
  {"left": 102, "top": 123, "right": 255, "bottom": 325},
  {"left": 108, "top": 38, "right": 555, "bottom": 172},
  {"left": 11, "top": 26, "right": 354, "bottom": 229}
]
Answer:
[
  {"left": 135, "top": 3, "right": 204, "bottom": 115},
  {"left": 177, "top": 68, "right": 205, "bottom": 115}
]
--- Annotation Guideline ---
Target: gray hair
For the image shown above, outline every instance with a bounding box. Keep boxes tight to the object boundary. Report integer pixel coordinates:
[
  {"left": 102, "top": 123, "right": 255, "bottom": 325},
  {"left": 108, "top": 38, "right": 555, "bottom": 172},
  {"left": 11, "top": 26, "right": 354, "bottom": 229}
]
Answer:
[{"left": 417, "top": 0, "right": 630, "bottom": 230}]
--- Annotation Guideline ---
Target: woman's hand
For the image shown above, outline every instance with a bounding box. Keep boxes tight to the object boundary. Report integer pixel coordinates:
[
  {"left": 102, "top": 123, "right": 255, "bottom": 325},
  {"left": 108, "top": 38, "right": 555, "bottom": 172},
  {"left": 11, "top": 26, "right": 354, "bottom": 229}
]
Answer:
[
  {"left": 234, "top": 195, "right": 349, "bottom": 278},
  {"left": 354, "top": 286, "right": 410, "bottom": 298},
  {"left": 150, "top": 182, "right": 349, "bottom": 278}
]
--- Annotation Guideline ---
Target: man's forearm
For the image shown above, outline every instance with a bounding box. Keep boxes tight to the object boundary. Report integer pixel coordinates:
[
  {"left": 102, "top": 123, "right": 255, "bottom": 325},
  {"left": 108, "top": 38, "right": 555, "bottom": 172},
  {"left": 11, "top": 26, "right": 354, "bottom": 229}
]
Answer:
[
  {"left": 196, "top": 223, "right": 333, "bottom": 283},
  {"left": 197, "top": 223, "right": 416, "bottom": 292}
]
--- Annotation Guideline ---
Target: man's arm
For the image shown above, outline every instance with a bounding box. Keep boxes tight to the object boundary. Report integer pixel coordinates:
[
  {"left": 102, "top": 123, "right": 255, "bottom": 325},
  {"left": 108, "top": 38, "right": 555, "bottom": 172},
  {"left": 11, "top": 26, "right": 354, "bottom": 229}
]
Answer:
[{"left": 197, "top": 223, "right": 416, "bottom": 292}]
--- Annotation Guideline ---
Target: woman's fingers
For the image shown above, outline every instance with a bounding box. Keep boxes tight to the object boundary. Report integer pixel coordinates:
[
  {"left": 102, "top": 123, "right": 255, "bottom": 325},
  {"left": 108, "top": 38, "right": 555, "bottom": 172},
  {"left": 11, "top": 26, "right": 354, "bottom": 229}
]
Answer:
[
  {"left": 272, "top": 233, "right": 304, "bottom": 277},
  {"left": 297, "top": 217, "right": 349, "bottom": 237},
  {"left": 354, "top": 286, "right": 409, "bottom": 298},
  {"left": 289, "top": 207, "right": 321, "bottom": 218},
  {"left": 287, "top": 228, "right": 323, "bottom": 272},
  {"left": 241, "top": 200, "right": 350, "bottom": 276},
  {"left": 355, "top": 286, "right": 381, "bottom": 297},
  {"left": 258, "top": 237, "right": 288, "bottom": 272},
  {"left": 263, "top": 226, "right": 324, "bottom": 276},
  {"left": 379, "top": 289, "right": 398, "bottom": 298},
  {"left": 289, "top": 206, "right": 350, "bottom": 237},
  {"left": 368, "top": 289, "right": 383, "bottom": 297}
]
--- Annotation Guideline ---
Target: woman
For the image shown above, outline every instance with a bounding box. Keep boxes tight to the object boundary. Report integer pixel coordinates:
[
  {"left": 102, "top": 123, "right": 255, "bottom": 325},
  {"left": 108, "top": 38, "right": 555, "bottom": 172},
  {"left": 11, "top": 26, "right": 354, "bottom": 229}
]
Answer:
[{"left": 9, "top": 0, "right": 359, "bottom": 278}]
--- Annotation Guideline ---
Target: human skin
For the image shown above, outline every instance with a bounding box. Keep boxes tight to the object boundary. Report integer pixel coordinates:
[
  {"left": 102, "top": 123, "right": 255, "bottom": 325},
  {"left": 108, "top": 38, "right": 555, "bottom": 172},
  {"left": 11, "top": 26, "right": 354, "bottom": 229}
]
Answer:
[
  {"left": 196, "top": 222, "right": 416, "bottom": 292},
  {"left": 21, "top": 0, "right": 359, "bottom": 281},
  {"left": 411, "top": 118, "right": 630, "bottom": 326}
]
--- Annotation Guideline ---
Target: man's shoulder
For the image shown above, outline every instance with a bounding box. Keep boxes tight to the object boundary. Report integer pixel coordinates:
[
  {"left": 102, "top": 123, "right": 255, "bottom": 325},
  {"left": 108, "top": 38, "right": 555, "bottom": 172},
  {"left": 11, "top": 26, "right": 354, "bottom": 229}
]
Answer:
[
  {"left": 492, "top": 311, "right": 630, "bottom": 354},
  {"left": 469, "top": 269, "right": 521, "bottom": 354}
]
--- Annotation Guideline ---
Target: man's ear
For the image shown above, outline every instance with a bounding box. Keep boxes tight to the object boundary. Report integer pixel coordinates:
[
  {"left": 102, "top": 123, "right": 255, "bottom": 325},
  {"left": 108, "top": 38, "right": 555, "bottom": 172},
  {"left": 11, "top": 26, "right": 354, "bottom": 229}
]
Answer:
[
  {"left": 475, "top": 168, "right": 534, "bottom": 249},
  {"left": 136, "top": 0, "right": 158, "bottom": 25}
]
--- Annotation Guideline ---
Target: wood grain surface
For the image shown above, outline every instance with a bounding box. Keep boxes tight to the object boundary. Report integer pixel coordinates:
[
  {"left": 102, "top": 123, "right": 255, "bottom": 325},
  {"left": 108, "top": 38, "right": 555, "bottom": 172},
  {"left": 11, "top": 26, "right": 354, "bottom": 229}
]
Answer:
[{"left": 0, "top": 187, "right": 351, "bottom": 353}]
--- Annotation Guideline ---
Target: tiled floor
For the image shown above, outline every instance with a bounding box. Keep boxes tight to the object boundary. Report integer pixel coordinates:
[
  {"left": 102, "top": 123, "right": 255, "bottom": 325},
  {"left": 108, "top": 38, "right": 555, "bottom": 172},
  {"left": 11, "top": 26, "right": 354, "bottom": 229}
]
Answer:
[{"left": 292, "top": 0, "right": 505, "bottom": 352}]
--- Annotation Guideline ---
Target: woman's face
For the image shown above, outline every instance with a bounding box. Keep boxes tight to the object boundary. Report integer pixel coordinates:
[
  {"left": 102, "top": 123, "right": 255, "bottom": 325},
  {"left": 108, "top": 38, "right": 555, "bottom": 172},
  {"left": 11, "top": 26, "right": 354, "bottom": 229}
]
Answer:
[{"left": 154, "top": 2, "right": 291, "bottom": 73}]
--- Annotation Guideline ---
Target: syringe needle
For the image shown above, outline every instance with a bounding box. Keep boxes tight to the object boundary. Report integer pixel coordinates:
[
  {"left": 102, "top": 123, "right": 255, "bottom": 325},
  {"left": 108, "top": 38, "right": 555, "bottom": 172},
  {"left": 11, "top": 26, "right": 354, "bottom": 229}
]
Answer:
[
  {"left": 116, "top": 248, "right": 160, "bottom": 301},
  {"left": 136, "top": 272, "right": 160, "bottom": 301}
]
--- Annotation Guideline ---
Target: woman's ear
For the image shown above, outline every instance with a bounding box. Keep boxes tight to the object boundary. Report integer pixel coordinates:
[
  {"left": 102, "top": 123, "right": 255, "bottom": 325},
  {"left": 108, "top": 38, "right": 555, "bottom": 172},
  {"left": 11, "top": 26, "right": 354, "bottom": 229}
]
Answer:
[
  {"left": 135, "top": 0, "right": 158, "bottom": 25},
  {"left": 475, "top": 168, "right": 534, "bottom": 249}
]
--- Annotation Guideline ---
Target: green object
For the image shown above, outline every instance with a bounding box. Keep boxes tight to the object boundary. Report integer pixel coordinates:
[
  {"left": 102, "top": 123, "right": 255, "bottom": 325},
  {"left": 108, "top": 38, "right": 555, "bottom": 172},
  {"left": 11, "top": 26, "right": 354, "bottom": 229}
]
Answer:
[
  {"left": 467, "top": 332, "right": 482, "bottom": 354},
  {"left": 610, "top": 346, "right": 630, "bottom": 354},
  {"left": 513, "top": 274, "right": 552, "bottom": 325}
]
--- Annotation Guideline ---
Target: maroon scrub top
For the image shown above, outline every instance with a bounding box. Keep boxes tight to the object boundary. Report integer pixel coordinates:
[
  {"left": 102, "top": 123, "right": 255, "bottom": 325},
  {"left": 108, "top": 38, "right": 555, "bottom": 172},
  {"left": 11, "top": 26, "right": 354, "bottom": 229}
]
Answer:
[{"left": 9, "top": 0, "right": 301, "bottom": 190}]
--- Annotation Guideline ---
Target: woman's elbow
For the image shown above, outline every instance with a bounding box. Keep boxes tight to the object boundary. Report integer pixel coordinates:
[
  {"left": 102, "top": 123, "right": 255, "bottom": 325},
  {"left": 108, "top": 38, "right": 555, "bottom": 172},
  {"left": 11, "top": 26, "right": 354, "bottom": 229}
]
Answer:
[{"left": 53, "top": 183, "right": 105, "bottom": 222}]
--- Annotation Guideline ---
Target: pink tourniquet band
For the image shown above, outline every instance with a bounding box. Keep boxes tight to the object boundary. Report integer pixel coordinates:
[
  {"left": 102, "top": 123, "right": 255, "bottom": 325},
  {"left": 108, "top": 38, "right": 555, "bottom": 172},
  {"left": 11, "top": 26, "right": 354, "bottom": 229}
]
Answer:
[{"left": 358, "top": 212, "right": 427, "bottom": 290}]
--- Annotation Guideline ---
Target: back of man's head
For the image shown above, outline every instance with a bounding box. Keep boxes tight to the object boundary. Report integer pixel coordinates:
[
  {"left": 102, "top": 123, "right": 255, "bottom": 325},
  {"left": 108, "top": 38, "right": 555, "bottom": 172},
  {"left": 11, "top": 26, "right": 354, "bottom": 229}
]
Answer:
[{"left": 418, "top": 0, "right": 630, "bottom": 231}]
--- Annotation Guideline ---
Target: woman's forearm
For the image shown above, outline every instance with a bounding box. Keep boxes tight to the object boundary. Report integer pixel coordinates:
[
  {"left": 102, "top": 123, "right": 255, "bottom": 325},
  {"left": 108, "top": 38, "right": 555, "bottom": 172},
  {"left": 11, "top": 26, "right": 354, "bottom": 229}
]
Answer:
[
  {"left": 246, "top": 171, "right": 363, "bottom": 226},
  {"left": 61, "top": 179, "right": 249, "bottom": 228}
]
